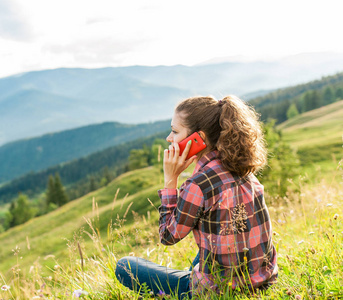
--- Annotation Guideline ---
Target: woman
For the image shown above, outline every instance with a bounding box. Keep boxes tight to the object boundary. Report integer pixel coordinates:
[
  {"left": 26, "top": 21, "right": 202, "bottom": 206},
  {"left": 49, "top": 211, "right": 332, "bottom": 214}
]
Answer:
[{"left": 115, "top": 95, "right": 278, "bottom": 299}]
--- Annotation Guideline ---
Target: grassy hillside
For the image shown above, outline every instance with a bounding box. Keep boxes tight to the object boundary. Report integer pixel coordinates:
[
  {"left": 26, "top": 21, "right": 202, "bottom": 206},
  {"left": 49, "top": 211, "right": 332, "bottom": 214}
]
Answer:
[
  {"left": 0, "top": 165, "right": 342, "bottom": 299},
  {"left": 278, "top": 100, "right": 343, "bottom": 176},
  {"left": 0, "top": 165, "right": 165, "bottom": 276}
]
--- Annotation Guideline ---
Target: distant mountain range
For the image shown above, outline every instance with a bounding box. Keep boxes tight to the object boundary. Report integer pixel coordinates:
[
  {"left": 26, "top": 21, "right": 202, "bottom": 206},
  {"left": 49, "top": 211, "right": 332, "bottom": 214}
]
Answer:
[
  {"left": 0, "top": 120, "right": 170, "bottom": 184},
  {"left": 1, "top": 52, "right": 343, "bottom": 146}
]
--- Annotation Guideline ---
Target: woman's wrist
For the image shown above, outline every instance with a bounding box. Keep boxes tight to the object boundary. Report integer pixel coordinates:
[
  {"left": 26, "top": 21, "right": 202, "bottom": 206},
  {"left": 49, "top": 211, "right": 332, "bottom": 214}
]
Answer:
[{"left": 164, "top": 177, "right": 178, "bottom": 189}]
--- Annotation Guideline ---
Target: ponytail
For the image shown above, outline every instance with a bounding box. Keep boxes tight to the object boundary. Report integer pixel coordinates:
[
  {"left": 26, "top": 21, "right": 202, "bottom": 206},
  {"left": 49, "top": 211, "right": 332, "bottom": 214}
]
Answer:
[{"left": 217, "top": 95, "right": 267, "bottom": 177}]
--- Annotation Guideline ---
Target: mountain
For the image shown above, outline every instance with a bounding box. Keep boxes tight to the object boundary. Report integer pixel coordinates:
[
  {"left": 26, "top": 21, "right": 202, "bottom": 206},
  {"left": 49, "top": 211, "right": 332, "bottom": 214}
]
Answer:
[
  {"left": 0, "top": 120, "right": 170, "bottom": 184},
  {"left": 0, "top": 130, "right": 169, "bottom": 204},
  {"left": 1, "top": 52, "right": 343, "bottom": 145},
  {"left": 0, "top": 69, "right": 186, "bottom": 146}
]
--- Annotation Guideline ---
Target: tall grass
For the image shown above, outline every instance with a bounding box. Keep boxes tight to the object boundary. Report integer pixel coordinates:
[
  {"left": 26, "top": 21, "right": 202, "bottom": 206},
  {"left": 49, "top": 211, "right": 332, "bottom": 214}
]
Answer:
[{"left": 1, "top": 160, "right": 342, "bottom": 299}]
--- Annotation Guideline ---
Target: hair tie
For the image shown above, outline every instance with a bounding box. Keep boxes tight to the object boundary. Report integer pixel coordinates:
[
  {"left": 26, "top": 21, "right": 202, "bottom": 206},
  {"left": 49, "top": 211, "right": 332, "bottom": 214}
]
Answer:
[{"left": 218, "top": 99, "right": 224, "bottom": 106}]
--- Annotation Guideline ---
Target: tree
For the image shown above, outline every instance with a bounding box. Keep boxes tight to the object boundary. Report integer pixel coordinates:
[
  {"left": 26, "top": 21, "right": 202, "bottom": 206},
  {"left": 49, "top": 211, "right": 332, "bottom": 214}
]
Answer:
[
  {"left": 8, "top": 194, "right": 33, "bottom": 227},
  {"left": 302, "top": 90, "right": 322, "bottom": 112},
  {"left": 258, "top": 121, "right": 300, "bottom": 198},
  {"left": 89, "top": 176, "right": 97, "bottom": 192},
  {"left": 46, "top": 175, "right": 57, "bottom": 206},
  {"left": 323, "top": 87, "right": 334, "bottom": 104},
  {"left": 302, "top": 91, "right": 312, "bottom": 112},
  {"left": 311, "top": 90, "right": 322, "bottom": 109},
  {"left": 46, "top": 173, "right": 68, "bottom": 208},
  {"left": 335, "top": 87, "right": 343, "bottom": 101},
  {"left": 128, "top": 149, "right": 150, "bottom": 171},
  {"left": 286, "top": 103, "right": 299, "bottom": 119},
  {"left": 54, "top": 173, "right": 69, "bottom": 206}
]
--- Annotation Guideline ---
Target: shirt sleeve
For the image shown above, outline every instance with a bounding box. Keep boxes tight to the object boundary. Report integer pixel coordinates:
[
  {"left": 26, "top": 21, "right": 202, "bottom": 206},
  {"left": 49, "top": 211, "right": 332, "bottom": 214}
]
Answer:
[{"left": 158, "top": 180, "right": 204, "bottom": 245}]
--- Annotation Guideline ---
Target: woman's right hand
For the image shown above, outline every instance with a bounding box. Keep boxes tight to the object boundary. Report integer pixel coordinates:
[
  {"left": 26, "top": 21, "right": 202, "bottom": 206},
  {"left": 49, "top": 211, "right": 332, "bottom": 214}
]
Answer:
[{"left": 163, "top": 140, "right": 197, "bottom": 189}]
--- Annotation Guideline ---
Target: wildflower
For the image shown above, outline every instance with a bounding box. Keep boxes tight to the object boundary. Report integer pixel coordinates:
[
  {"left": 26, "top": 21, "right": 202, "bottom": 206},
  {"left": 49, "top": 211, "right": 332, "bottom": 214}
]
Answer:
[
  {"left": 298, "top": 240, "right": 304, "bottom": 245},
  {"left": 243, "top": 247, "right": 249, "bottom": 252},
  {"left": 73, "top": 289, "right": 89, "bottom": 298},
  {"left": 54, "top": 265, "right": 60, "bottom": 270},
  {"left": 326, "top": 203, "right": 333, "bottom": 207},
  {"left": 333, "top": 214, "right": 339, "bottom": 220},
  {"left": 1, "top": 285, "right": 10, "bottom": 291},
  {"left": 12, "top": 245, "right": 20, "bottom": 255},
  {"left": 308, "top": 232, "right": 315, "bottom": 235},
  {"left": 286, "top": 289, "right": 292, "bottom": 296},
  {"left": 295, "top": 295, "right": 302, "bottom": 300},
  {"left": 158, "top": 290, "right": 166, "bottom": 296},
  {"left": 323, "top": 266, "right": 328, "bottom": 271}
]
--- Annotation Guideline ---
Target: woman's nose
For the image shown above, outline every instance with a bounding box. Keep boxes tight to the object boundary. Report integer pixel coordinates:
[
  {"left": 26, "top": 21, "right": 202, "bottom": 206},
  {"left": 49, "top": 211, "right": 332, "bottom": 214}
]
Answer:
[{"left": 166, "top": 133, "right": 173, "bottom": 143}]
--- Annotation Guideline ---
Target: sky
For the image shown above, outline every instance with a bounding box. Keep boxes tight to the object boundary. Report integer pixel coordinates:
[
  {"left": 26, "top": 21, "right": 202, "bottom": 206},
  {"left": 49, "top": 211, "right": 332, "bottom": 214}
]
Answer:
[{"left": 1, "top": 0, "right": 343, "bottom": 78}]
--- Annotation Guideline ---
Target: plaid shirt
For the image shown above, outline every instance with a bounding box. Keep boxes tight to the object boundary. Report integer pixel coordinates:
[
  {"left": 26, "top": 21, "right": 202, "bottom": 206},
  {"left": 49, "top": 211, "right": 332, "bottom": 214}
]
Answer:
[{"left": 158, "top": 151, "right": 278, "bottom": 294}]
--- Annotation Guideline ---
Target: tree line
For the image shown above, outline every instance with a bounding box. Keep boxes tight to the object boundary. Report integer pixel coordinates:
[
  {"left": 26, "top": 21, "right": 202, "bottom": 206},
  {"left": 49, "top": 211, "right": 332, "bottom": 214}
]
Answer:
[
  {"left": 250, "top": 72, "right": 343, "bottom": 123},
  {"left": 0, "top": 131, "right": 169, "bottom": 204},
  {"left": 0, "top": 139, "right": 168, "bottom": 232}
]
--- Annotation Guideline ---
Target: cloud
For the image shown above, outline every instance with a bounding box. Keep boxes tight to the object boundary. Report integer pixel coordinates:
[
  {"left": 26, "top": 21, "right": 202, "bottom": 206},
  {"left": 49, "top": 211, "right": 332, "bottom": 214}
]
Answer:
[
  {"left": 43, "top": 36, "right": 149, "bottom": 66},
  {"left": 0, "top": 0, "right": 32, "bottom": 41}
]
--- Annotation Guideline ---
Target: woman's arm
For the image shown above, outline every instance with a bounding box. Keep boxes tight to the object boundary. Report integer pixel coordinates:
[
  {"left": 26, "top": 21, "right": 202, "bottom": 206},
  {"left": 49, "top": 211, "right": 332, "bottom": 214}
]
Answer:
[{"left": 158, "top": 180, "right": 203, "bottom": 245}]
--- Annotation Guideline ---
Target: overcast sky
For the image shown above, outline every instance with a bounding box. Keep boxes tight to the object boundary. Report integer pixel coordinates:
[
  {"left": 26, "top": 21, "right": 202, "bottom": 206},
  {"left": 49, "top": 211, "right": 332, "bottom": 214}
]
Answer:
[{"left": 0, "top": 0, "right": 342, "bottom": 78}]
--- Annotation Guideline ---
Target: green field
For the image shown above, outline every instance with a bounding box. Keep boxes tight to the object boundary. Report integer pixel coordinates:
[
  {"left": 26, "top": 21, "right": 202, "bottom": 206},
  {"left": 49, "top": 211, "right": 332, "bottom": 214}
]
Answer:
[
  {"left": 277, "top": 100, "right": 343, "bottom": 179},
  {"left": 0, "top": 166, "right": 164, "bottom": 276},
  {"left": 0, "top": 102, "right": 342, "bottom": 299}
]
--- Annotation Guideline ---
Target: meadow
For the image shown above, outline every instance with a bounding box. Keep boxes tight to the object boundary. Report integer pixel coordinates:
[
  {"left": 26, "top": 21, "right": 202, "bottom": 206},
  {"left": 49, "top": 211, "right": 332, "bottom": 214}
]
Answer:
[{"left": 0, "top": 102, "right": 342, "bottom": 299}]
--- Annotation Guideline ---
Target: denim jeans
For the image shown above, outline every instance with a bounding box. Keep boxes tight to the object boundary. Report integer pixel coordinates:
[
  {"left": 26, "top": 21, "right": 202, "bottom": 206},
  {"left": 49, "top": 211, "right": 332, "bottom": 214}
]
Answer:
[{"left": 115, "top": 252, "right": 200, "bottom": 299}]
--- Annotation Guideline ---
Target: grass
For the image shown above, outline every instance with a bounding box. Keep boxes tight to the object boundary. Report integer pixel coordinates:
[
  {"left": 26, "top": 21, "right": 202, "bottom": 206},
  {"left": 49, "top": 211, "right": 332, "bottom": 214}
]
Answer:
[
  {"left": 277, "top": 100, "right": 343, "bottom": 183},
  {"left": 0, "top": 160, "right": 342, "bottom": 299},
  {"left": 0, "top": 166, "right": 164, "bottom": 277}
]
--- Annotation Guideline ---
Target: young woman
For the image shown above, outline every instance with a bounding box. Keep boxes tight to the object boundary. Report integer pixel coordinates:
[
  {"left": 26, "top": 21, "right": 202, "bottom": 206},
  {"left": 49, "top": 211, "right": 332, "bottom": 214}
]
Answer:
[{"left": 115, "top": 95, "right": 278, "bottom": 299}]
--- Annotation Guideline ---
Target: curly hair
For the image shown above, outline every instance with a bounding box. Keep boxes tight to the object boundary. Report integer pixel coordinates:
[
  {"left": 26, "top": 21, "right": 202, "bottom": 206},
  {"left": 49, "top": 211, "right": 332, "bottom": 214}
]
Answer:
[{"left": 175, "top": 95, "right": 267, "bottom": 177}]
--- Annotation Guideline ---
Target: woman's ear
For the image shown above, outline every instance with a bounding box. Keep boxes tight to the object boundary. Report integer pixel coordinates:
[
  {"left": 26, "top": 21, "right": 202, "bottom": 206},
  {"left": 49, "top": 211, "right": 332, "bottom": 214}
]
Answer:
[{"left": 198, "top": 131, "right": 207, "bottom": 142}]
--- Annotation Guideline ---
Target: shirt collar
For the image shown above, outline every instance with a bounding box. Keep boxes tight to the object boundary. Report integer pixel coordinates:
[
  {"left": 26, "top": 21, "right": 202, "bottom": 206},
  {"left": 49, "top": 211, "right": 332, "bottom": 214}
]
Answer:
[{"left": 192, "top": 150, "right": 220, "bottom": 174}]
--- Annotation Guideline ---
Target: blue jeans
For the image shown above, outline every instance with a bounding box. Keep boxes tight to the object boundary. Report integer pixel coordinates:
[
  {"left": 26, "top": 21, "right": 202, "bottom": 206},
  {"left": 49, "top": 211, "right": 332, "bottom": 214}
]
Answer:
[{"left": 115, "top": 252, "right": 200, "bottom": 299}]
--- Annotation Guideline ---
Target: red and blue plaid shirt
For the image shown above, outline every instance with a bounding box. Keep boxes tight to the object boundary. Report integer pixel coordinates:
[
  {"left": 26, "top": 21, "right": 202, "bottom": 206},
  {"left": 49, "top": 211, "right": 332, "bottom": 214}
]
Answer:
[{"left": 158, "top": 150, "right": 278, "bottom": 294}]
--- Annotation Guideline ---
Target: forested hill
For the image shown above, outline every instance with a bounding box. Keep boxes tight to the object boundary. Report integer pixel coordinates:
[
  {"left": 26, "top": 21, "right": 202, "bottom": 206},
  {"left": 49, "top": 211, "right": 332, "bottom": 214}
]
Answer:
[
  {"left": 0, "top": 120, "right": 170, "bottom": 184},
  {"left": 0, "top": 131, "right": 169, "bottom": 204},
  {"left": 250, "top": 72, "right": 343, "bottom": 123}
]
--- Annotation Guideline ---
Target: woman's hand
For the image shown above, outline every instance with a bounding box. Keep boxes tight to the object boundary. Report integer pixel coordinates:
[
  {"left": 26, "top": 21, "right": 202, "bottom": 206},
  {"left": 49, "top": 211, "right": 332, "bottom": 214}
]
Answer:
[{"left": 163, "top": 140, "right": 197, "bottom": 189}]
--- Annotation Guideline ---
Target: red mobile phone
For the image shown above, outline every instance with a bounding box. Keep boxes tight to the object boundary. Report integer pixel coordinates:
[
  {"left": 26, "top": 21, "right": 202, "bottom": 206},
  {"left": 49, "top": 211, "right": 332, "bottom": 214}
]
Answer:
[{"left": 178, "top": 132, "right": 207, "bottom": 160}]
